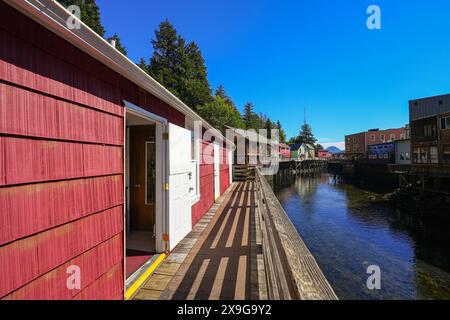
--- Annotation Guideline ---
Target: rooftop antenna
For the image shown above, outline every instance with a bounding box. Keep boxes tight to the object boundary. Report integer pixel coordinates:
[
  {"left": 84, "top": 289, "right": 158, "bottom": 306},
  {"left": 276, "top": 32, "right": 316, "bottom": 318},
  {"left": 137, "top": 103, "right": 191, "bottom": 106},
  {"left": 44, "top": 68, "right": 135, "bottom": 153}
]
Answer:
[{"left": 304, "top": 107, "right": 307, "bottom": 125}]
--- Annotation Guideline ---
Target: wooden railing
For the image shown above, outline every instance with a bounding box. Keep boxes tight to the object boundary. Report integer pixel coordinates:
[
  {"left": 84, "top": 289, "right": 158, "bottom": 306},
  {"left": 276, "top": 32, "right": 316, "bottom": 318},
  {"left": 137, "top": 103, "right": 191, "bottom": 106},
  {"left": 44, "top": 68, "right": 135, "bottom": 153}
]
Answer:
[{"left": 254, "top": 169, "right": 338, "bottom": 300}]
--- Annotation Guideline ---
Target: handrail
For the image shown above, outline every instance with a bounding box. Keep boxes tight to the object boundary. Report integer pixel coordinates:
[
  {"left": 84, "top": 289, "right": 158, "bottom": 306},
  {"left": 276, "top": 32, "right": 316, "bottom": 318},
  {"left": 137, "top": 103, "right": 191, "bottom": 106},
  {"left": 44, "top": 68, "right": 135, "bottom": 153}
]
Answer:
[{"left": 254, "top": 169, "right": 338, "bottom": 300}]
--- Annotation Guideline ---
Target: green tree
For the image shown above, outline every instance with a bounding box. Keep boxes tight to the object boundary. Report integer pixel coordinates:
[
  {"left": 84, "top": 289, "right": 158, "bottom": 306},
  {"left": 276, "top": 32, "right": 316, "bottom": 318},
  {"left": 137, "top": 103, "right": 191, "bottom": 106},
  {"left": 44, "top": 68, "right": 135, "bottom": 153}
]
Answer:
[
  {"left": 265, "top": 118, "right": 273, "bottom": 139},
  {"left": 298, "top": 123, "right": 317, "bottom": 145},
  {"left": 243, "top": 102, "right": 259, "bottom": 130},
  {"left": 106, "top": 33, "right": 127, "bottom": 56},
  {"left": 215, "top": 85, "right": 236, "bottom": 109},
  {"left": 57, "top": 0, "right": 106, "bottom": 37},
  {"left": 258, "top": 113, "right": 267, "bottom": 129},
  {"left": 149, "top": 21, "right": 212, "bottom": 110},
  {"left": 137, "top": 57, "right": 150, "bottom": 74},
  {"left": 316, "top": 143, "right": 324, "bottom": 150},
  {"left": 197, "top": 96, "right": 245, "bottom": 132},
  {"left": 276, "top": 120, "right": 287, "bottom": 143}
]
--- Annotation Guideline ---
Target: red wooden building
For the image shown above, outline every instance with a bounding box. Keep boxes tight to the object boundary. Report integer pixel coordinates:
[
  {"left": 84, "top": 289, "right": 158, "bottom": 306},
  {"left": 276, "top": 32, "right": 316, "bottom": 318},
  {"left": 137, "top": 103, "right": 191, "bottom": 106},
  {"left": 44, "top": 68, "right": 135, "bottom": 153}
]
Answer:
[
  {"left": 317, "top": 150, "right": 332, "bottom": 159},
  {"left": 0, "top": 0, "right": 233, "bottom": 300}
]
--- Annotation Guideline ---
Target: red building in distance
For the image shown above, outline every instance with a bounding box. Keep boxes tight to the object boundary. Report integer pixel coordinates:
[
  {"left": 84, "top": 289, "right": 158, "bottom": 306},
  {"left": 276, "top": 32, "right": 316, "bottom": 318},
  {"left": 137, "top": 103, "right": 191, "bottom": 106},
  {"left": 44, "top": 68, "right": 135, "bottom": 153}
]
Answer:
[{"left": 345, "top": 127, "right": 409, "bottom": 156}]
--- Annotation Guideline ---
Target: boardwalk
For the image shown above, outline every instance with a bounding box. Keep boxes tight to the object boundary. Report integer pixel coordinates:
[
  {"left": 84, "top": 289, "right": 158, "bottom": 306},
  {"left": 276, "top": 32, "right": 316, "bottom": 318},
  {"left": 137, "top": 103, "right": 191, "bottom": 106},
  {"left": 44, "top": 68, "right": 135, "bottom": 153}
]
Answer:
[{"left": 132, "top": 182, "right": 267, "bottom": 300}]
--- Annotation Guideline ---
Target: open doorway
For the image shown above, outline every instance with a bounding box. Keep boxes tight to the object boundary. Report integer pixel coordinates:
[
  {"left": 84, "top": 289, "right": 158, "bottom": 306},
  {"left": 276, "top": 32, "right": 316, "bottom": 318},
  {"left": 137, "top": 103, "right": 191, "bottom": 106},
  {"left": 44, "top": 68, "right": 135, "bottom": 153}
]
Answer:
[{"left": 125, "top": 109, "right": 162, "bottom": 280}]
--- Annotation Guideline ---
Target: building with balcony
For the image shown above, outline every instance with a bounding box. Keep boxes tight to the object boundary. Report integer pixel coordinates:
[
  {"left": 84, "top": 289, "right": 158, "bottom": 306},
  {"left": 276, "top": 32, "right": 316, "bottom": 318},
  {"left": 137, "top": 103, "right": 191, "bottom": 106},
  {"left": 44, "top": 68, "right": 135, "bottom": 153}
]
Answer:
[{"left": 409, "top": 94, "right": 450, "bottom": 177}]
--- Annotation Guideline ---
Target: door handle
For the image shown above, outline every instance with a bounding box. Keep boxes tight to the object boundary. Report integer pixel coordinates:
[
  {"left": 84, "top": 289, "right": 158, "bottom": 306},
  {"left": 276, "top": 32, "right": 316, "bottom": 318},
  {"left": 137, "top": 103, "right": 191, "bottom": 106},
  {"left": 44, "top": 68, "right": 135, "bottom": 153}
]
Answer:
[{"left": 132, "top": 184, "right": 141, "bottom": 188}]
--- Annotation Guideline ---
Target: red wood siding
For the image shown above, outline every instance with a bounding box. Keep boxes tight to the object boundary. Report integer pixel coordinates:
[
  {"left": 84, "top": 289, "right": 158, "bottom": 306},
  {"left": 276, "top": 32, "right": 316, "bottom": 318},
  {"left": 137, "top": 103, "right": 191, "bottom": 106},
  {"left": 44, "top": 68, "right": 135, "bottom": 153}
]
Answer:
[
  {"left": 192, "top": 140, "right": 215, "bottom": 226},
  {"left": 0, "top": 2, "right": 184, "bottom": 300},
  {"left": 191, "top": 140, "right": 231, "bottom": 226},
  {"left": 220, "top": 144, "right": 230, "bottom": 195}
]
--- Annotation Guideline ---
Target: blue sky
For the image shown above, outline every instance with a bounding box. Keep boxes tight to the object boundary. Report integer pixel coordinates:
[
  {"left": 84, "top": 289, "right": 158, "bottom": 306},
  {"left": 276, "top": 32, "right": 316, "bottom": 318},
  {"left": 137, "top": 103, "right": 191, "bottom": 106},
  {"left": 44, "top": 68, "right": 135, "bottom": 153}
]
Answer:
[{"left": 98, "top": 0, "right": 450, "bottom": 149}]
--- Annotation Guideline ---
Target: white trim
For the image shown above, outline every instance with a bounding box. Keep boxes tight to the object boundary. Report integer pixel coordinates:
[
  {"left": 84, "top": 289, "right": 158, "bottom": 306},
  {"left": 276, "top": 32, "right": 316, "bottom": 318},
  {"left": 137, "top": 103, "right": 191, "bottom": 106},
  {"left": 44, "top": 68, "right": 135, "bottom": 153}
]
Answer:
[
  {"left": 124, "top": 102, "right": 168, "bottom": 254},
  {"left": 124, "top": 100, "right": 168, "bottom": 125}
]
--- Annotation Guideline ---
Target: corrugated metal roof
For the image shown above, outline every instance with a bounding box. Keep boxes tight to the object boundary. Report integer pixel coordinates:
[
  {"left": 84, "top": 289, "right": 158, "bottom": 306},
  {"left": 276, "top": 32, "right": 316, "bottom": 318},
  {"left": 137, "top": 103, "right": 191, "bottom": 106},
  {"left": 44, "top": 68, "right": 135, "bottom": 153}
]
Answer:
[{"left": 409, "top": 94, "right": 450, "bottom": 121}]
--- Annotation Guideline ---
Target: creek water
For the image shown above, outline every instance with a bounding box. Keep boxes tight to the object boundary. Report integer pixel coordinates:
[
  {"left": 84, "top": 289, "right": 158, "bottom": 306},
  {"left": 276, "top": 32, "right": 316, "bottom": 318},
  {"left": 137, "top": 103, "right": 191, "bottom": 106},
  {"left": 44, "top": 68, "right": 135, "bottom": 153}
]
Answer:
[{"left": 269, "top": 173, "right": 450, "bottom": 300}]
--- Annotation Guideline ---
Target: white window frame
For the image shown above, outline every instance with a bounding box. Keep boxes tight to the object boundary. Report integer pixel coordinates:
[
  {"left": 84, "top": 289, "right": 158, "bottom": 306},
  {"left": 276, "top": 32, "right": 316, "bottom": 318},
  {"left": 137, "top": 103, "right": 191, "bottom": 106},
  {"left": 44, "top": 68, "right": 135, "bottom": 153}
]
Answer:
[
  {"left": 186, "top": 118, "right": 201, "bottom": 205},
  {"left": 441, "top": 116, "right": 450, "bottom": 130},
  {"left": 145, "top": 141, "right": 156, "bottom": 205}
]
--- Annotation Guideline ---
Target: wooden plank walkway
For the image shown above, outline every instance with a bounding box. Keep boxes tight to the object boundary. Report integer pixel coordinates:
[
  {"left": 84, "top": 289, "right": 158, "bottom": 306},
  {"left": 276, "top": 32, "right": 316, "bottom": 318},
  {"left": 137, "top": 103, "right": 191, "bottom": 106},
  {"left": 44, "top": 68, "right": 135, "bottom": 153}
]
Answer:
[{"left": 132, "top": 182, "right": 267, "bottom": 300}]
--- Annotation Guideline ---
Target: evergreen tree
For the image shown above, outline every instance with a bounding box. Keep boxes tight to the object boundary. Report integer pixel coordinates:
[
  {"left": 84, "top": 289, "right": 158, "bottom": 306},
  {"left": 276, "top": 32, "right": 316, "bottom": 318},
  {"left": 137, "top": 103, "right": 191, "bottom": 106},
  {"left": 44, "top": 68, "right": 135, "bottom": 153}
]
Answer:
[
  {"left": 197, "top": 96, "right": 245, "bottom": 133},
  {"left": 106, "top": 33, "right": 127, "bottom": 56},
  {"left": 149, "top": 20, "right": 212, "bottom": 110},
  {"left": 57, "top": 0, "right": 106, "bottom": 37},
  {"left": 215, "top": 85, "right": 236, "bottom": 109},
  {"left": 298, "top": 123, "right": 317, "bottom": 145},
  {"left": 180, "top": 41, "right": 213, "bottom": 109},
  {"left": 265, "top": 118, "right": 273, "bottom": 139},
  {"left": 149, "top": 20, "right": 180, "bottom": 95},
  {"left": 137, "top": 57, "right": 150, "bottom": 74},
  {"left": 276, "top": 120, "right": 287, "bottom": 143},
  {"left": 258, "top": 113, "right": 267, "bottom": 129},
  {"left": 243, "top": 102, "right": 259, "bottom": 130}
]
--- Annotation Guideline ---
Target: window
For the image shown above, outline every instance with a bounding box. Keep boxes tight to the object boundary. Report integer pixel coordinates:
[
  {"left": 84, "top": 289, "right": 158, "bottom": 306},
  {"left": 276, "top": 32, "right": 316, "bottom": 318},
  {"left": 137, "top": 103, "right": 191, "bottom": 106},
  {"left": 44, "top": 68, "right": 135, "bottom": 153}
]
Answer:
[
  {"left": 430, "top": 147, "right": 439, "bottom": 164},
  {"left": 380, "top": 134, "right": 385, "bottom": 142},
  {"left": 420, "top": 148, "right": 428, "bottom": 163},
  {"left": 400, "top": 152, "right": 411, "bottom": 161},
  {"left": 390, "top": 134, "right": 395, "bottom": 141},
  {"left": 400, "top": 133, "right": 406, "bottom": 140},
  {"left": 424, "top": 124, "right": 437, "bottom": 137},
  {"left": 189, "top": 128, "right": 200, "bottom": 203},
  {"left": 441, "top": 116, "right": 450, "bottom": 130},
  {"left": 413, "top": 148, "right": 420, "bottom": 163},
  {"left": 353, "top": 137, "right": 356, "bottom": 143},
  {"left": 370, "top": 134, "right": 375, "bottom": 141}
]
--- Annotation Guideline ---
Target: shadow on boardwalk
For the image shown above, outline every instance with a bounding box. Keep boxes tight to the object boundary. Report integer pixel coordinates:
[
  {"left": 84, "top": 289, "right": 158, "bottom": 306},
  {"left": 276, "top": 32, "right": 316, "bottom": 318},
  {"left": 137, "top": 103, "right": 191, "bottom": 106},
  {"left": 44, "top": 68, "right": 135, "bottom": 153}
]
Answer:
[{"left": 163, "top": 181, "right": 263, "bottom": 300}]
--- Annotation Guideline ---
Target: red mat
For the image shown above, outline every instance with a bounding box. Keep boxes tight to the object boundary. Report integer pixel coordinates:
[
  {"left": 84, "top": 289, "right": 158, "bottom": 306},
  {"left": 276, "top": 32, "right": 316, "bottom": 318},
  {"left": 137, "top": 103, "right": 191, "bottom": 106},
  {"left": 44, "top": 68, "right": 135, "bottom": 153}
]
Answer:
[{"left": 126, "top": 250, "right": 153, "bottom": 278}]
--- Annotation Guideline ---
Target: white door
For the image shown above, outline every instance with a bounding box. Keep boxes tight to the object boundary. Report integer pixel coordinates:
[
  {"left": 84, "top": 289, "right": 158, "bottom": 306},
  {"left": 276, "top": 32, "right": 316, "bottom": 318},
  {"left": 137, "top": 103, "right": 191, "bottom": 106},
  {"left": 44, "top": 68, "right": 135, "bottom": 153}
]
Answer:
[
  {"left": 168, "top": 123, "right": 192, "bottom": 251},
  {"left": 214, "top": 142, "right": 221, "bottom": 200}
]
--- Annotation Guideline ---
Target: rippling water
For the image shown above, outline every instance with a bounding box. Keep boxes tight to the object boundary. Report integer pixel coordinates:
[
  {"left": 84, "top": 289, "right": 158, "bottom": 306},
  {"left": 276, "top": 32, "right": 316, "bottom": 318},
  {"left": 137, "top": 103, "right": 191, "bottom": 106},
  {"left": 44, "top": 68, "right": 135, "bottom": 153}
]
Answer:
[{"left": 271, "top": 173, "right": 450, "bottom": 300}]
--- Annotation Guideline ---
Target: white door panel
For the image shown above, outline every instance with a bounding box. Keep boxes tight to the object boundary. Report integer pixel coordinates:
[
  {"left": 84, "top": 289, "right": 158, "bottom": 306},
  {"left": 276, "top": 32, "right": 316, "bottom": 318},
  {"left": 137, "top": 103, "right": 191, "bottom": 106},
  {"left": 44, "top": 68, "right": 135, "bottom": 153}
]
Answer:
[
  {"left": 168, "top": 123, "right": 192, "bottom": 251},
  {"left": 169, "top": 124, "right": 192, "bottom": 175}
]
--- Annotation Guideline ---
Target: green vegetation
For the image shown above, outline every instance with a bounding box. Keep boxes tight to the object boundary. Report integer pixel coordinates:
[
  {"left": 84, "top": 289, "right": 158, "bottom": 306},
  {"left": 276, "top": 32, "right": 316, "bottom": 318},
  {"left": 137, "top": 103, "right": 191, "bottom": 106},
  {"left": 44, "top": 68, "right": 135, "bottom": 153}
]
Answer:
[
  {"left": 106, "top": 33, "right": 127, "bottom": 56},
  {"left": 57, "top": 0, "right": 127, "bottom": 56},
  {"left": 57, "top": 0, "right": 105, "bottom": 36},
  {"left": 289, "top": 122, "right": 319, "bottom": 147},
  {"left": 58, "top": 0, "right": 288, "bottom": 137}
]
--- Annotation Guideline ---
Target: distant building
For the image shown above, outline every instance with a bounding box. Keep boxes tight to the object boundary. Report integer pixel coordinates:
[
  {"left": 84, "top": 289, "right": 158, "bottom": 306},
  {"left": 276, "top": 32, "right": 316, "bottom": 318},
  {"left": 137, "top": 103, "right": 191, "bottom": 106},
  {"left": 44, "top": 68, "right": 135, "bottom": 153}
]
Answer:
[
  {"left": 366, "top": 139, "right": 411, "bottom": 165},
  {"left": 290, "top": 143, "right": 315, "bottom": 160},
  {"left": 317, "top": 149, "right": 332, "bottom": 159},
  {"left": 368, "top": 142, "right": 395, "bottom": 161},
  {"left": 345, "top": 127, "right": 409, "bottom": 155},
  {"left": 409, "top": 94, "right": 450, "bottom": 175},
  {"left": 279, "top": 143, "right": 291, "bottom": 160}
]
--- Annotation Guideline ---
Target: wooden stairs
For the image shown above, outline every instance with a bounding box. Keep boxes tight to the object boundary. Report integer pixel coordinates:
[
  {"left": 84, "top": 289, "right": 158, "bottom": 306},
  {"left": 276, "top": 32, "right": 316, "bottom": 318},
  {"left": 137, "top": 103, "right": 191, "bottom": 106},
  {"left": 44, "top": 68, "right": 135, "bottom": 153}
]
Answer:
[{"left": 233, "top": 165, "right": 256, "bottom": 181}]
